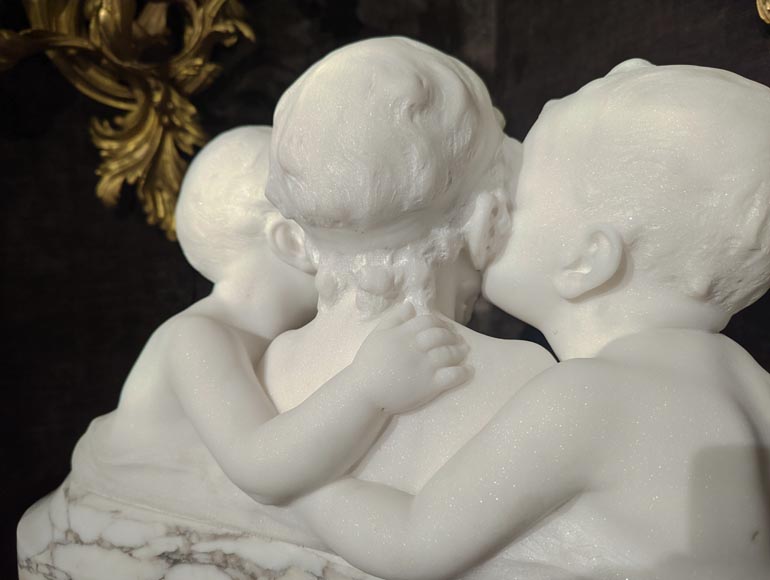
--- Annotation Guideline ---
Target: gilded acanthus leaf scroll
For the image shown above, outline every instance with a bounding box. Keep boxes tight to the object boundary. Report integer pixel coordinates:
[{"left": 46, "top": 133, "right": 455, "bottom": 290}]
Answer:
[
  {"left": 0, "top": 0, "right": 254, "bottom": 238},
  {"left": 760, "top": 0, "right": 770, "bottom": 24}
]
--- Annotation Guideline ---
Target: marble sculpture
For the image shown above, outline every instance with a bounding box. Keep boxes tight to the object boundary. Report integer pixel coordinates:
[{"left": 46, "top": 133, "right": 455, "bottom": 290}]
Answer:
[{"left": 17, "top": 37, "right": 770, "bottom": 580}]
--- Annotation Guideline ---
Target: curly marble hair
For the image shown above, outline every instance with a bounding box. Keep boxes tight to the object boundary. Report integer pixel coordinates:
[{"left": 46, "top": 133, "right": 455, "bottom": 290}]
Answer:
[{"left": 266, "top": 37, "right": 511, "bottom": 316}]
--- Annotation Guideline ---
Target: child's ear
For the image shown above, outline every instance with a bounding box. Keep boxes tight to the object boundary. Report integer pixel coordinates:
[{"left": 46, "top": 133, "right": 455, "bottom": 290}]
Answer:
[
  {"left": 553, "top": 224, "right": 623, "bottom": 300},
  {"left": 265, "top": 216, "right": 315, "bottom": 274},
  {"left": 465, "top": 191, "right": 508, "bottom": 270}
]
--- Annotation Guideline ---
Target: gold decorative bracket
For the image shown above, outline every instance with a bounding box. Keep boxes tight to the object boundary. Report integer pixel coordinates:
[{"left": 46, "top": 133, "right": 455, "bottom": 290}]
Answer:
[
  {"left": 760, "top": 0, "right": 770, "bottom": 23},
  {"left": 0, "top": 0, "right": 254, "bottom": 238}
]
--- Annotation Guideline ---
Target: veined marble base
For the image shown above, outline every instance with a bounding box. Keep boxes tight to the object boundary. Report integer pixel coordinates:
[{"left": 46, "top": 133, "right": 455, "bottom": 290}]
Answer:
[{"left": 17, "top": 480, "right": 380, "bottom": 580}]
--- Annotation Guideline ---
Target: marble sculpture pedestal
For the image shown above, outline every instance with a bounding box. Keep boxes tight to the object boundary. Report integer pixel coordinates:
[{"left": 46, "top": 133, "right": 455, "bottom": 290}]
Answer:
[{"left": 17, "top": 479, "right": 379, "bottom": 580}]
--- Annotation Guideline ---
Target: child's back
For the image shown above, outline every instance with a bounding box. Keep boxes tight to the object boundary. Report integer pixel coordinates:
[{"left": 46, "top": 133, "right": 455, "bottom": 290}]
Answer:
[{"left": 498, "top": 329, "right": 770, "bottom": 578}]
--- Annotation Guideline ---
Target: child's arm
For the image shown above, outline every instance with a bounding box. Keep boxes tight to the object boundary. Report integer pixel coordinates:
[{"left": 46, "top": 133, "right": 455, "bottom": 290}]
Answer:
[
  {"left": 167, "top": 304, "right": 470, "bottom": 505},
  {"left": 295, "top": 359, "right": 618, "bottom": 580}
]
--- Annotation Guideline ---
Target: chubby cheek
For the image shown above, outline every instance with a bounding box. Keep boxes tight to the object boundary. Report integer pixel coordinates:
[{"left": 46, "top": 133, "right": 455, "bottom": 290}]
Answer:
[
  {"left": 481, "top": 215, "right": 537, "bottom": 307},
  {"left": 481, "top": 250, "right": 515, "bottom": 307}
]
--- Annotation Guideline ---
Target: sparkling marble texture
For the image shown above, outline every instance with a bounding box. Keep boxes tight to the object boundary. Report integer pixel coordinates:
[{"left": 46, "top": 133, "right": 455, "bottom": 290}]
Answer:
[{"left": 15, "top": 36, "right": 770, "bottom": 580}]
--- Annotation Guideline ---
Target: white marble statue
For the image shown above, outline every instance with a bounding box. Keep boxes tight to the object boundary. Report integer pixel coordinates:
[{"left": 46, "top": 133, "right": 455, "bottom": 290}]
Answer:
[
  {"left": 17, "top": 119, "right": 475, "bottom": 580},
  {"left": 16, "top": 37, "right": 770, "bottom": 580},
  {"left": 258, "top": 37, "right": 554, "bottom": 500},
  {"left": 287, "top": 59, "right": 770, "bottom": 580},
  {"left": 79, "top": 124, "right": 469, "bottom": 516}
]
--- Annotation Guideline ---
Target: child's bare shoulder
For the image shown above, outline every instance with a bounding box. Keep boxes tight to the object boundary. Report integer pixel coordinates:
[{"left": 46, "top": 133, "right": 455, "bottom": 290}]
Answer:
[
  {"left": 256, "top": 327, "right": 305, "bottom": 381},
  {"left": 523, "top": 357, "right": 623, "bottom": 401},
  {"left": 498, "top": 358, "right": 636, "bottom": 442},
  {"left": 163, "top": 312, "right": 259, "bottom": 373},
  {"left": 456, "top": 326, "right": 556, "bottom": 376},
  {"left": 481, "top": 358, "right": 627, "bottom": 464},
  {"left": 163, "top": 312, "right": 236, "bottom": 348},
  {"left": 260, "top": 327, "right": 302, "bottom": 363}
]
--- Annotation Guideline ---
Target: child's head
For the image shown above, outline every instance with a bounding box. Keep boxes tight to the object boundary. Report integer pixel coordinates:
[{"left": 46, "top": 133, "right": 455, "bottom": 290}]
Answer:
[
  {"left": 266, "top": 37, "right": 511, "bottom": 318},
  {"left": 176, "top": 126, "right": 280, "bottom": 283},
  {"left": 487, "top": 60, "right": 770, "bottom": 325}
]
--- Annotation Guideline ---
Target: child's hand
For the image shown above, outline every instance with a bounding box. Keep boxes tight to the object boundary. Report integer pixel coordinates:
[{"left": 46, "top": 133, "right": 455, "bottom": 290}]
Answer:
[{"left": 352, "top": 303, "right": 472, "bottom": 414}]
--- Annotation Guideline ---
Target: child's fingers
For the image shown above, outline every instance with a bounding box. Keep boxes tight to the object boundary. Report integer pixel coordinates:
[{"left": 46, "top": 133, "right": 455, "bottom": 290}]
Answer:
[
  {"left": 428, "top": 343, "right": 469, "bottom": 367},
  {"left": 400, "top": 314, "right": 447, "bottom": 334},
  {"left": 375, "top": 302, "right": 416, "bottom": 330},
  {"left": 433, "top": 365, "right": 473, "bottom": 390},
  {"left": 416, "top": 327, "right": 459, "bottom": 351}
]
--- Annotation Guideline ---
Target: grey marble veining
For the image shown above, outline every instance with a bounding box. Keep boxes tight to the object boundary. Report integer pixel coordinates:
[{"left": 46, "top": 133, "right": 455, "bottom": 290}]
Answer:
[{"left": 18, "top": 480, "right": 378, "bottom": 580}]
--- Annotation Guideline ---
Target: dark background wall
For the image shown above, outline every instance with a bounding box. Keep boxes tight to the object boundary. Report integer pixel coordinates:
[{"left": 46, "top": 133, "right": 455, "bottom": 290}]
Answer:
[{"left": 2, "top": 0, "right": 769, "bottom": 576}]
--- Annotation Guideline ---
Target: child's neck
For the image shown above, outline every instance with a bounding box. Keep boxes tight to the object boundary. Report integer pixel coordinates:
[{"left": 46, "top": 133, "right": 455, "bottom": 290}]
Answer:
[
  {"left": 310, "top": 292, "right": 381, "bottom": 339},
  {"left": 305, "top": 289, "right": 452, "bottom": 360},
  {"left": 191, "top": 253, "right": 313, "bottom": 339},
  {"left": 542, "top": 296, "right": 729, "bottom": 361}
]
